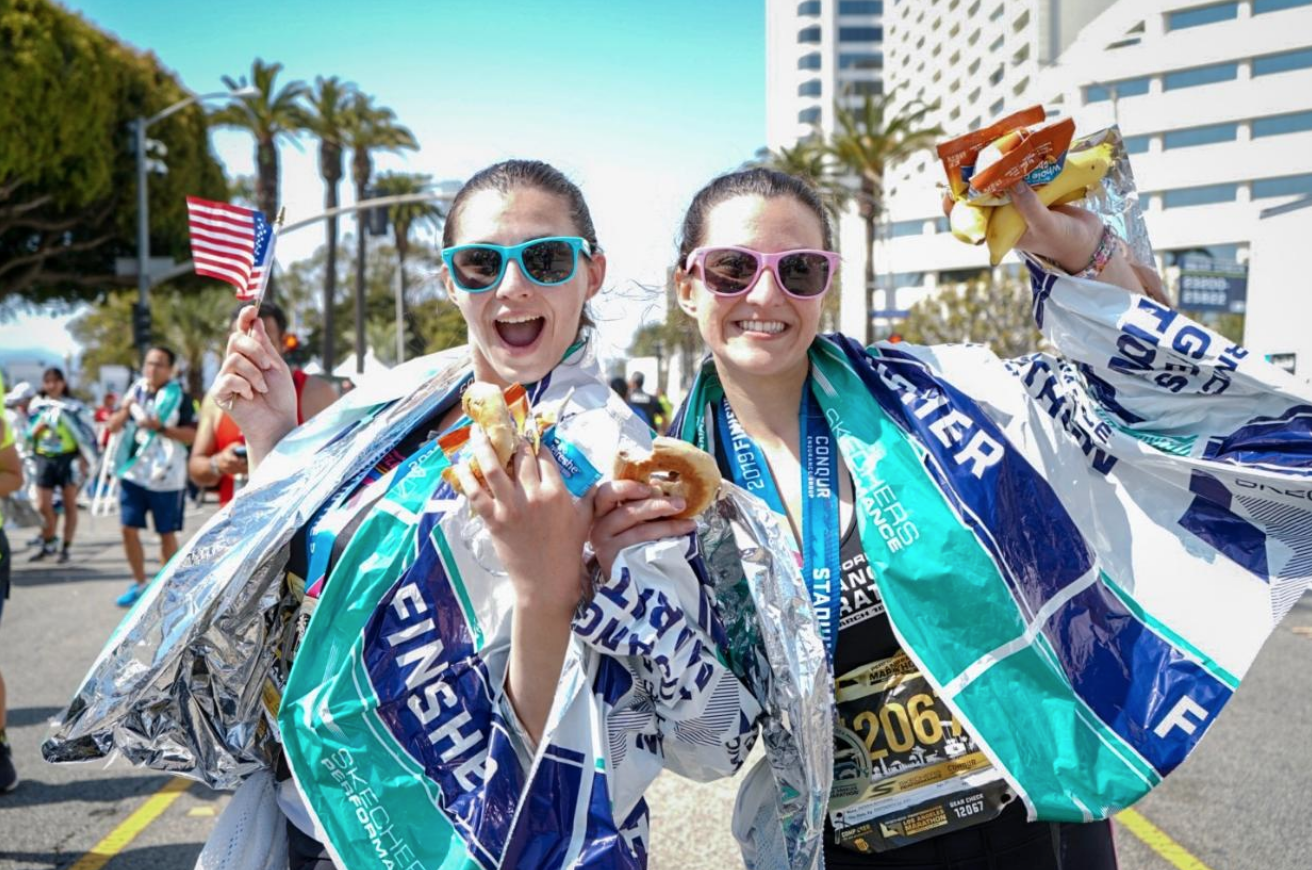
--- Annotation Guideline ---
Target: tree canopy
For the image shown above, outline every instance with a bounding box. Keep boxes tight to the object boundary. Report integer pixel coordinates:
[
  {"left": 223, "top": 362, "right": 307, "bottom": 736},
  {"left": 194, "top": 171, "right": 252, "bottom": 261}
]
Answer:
[{"left": 0, "top": 0, "right": 228, "bottom": 305}]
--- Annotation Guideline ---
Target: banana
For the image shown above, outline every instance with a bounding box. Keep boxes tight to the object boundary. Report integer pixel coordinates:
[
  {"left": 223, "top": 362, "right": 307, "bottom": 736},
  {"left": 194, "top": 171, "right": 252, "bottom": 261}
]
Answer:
[
  {"left": 948, "top": 199, "right": 991, "bottom": 245},
  {"left": 984, "top": 143, "right": 1114, "bottom": 266}
]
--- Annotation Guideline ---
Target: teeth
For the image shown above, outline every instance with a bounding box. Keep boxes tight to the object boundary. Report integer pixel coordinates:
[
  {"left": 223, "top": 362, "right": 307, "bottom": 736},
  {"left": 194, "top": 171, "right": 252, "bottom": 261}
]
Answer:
[
  {"left": 738, "top": 320, "right": 786, "bottom": 334},
  {"left": 497, "top": 314, "right": 543, "bottom": 324}
]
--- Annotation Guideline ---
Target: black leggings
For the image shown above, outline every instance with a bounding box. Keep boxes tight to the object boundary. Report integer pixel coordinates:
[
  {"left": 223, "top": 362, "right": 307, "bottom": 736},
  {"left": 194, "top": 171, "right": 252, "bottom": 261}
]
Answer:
[
  {"left": 287, "top": 819, "right": 338, "bottom": 870},
  {"left": 823, "top": 802, "right": 1118, "bottom": 870}
]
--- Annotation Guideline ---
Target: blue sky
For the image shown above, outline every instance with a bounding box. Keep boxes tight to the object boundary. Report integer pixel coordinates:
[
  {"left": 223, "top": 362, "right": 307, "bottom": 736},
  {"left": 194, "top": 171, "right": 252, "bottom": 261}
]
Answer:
[{"left": 9, "top": 0, "right": 767, "bottom": 366}]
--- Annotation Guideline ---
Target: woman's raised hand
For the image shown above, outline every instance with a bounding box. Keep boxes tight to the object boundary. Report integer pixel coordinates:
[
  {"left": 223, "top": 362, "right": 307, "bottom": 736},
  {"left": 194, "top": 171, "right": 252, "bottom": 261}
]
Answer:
[
  {"left": 589, "top": 479, "right": 697, "bottom": 581},
  {"left": 211, "top": 305, "right": 298, "bottom": 458},
  {"left": 1009, "top": 181, "right": 1105, "bottom": 272},
  {"left": 452, "top": 426, "right": 596, "bottom": 617}
]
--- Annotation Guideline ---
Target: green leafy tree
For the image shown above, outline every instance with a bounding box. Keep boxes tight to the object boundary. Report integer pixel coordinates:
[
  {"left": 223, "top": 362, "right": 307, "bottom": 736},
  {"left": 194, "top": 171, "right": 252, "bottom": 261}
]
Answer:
[
  {"left": 898, "top": 274, "right": 1043, "bottom": 360},
  {"left": 825, "top": 90, "right": 941, "bottom": 341},
  {"left": 300, "top": 75, "right": 357, "bottom": 371},
  {"left": 343, "top": 94, "right": 418, "bottom": 371},
  {"left": 211, "top": 59, "right": 306, "bottom": 223},
  {"left": 71, "top": 286, "right": 233, "bottom": 397},
  {"left": 0, "top": 0, "right": 227, "bottom": 303}
]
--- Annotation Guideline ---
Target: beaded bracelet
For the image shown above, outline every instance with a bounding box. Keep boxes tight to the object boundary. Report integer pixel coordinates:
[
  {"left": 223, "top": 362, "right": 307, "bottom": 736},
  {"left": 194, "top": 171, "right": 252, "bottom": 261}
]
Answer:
[{"left": 1072, "top": 224, "right": 1120, "bottom": 279}]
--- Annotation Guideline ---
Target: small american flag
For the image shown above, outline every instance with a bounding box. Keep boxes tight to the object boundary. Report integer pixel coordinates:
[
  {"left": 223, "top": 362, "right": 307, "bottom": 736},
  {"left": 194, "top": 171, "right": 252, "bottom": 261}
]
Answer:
[{"left": 185, "top": 196, "right": 276, "bottom": 300}]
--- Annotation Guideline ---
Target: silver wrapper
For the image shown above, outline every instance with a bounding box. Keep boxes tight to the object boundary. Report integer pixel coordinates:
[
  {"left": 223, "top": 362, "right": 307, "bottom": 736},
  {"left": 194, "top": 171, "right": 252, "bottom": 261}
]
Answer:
[
  {"left": 1072, "top": 125, "right": 1156, "bottom": 266},
  {"left": 42, "top": 350, "right": 473, "bottom": 789},
  {"left": 698, "top": 482, "right": 833, "bottom": 870}
]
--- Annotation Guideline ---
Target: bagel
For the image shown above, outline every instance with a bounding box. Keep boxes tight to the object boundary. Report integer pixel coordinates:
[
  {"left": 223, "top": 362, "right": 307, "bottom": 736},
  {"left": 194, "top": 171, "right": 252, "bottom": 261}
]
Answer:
[
  {"left": 463, "top": 382, "right": 518, "bottom": 467},
  {"left": 614, "top": 437, "right": 722, "bottom": 519},
  {"left": 441, "top": 382, "right": 521, "bottom": 495}
]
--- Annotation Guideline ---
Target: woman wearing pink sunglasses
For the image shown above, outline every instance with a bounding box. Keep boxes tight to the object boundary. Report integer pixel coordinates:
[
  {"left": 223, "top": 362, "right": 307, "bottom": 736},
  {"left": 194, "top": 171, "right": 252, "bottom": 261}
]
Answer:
[{"left": 626, "top": 167, "right": 1161, "bottom": 869}]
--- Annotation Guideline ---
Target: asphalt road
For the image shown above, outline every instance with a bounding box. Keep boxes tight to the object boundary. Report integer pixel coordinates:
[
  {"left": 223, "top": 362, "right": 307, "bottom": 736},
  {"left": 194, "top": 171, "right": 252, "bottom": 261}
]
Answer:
[{"left": 0, "top": 502, "right": 1309, "bottom": 869}]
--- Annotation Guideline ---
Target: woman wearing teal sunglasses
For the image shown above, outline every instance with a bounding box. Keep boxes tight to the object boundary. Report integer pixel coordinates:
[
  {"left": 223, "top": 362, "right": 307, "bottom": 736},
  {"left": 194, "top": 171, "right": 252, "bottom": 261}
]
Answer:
[{"left": 206, "top": 159, "right": 760, "bottom": 869}]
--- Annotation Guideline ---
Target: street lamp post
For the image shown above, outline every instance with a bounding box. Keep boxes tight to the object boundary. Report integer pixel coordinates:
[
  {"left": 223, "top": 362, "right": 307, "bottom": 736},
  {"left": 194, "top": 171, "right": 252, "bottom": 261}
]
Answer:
[{"left": 133, "top": 86, "right": 257, "bottom": 360}]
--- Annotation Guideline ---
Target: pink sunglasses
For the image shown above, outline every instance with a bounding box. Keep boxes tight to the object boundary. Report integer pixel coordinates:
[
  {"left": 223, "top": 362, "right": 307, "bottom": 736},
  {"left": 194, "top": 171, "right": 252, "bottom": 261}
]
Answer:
[{"left": 685, "top": 246, "right": 839, "bottom": 299}]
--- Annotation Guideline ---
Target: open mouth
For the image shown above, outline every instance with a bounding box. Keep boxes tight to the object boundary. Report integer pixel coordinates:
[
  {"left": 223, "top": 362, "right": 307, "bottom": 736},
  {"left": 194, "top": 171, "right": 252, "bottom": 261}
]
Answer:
[
  {"left": 494, "top": 315, "right": 546, "bottom": 349},
  {"left": 734, "top": 319, "right": 788, "bottom": 337}
]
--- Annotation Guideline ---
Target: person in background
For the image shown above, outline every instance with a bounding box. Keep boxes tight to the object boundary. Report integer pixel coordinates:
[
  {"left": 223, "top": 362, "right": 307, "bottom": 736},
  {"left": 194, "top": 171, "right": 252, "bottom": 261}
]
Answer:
[
  {"left": 189, "top": 302, "right": 335, "bottom": 508},
  {"left": 107, "top": 347, "right": 196, "bottom": 607},
  {"left": 608, "top": 375, "right": 629, "bottom": 401},
  {"left": 625, "top": 371, "right": 659, "bottom": 430},
  {"left": 27, "top": 368, "right": 90, "bottom": 564},
  {"left": 0, "top": 406, "right": 26, "bottom": 791}
]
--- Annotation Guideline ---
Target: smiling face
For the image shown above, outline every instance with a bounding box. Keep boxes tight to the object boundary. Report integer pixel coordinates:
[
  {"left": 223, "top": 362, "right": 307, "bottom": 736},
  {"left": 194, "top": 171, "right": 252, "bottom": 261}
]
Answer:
[
  {"left": 676, "top": 194, "right": 828, "bottom": 383},
  {"left": 444, "top": 186, "right": 605, "bottom": 387}
]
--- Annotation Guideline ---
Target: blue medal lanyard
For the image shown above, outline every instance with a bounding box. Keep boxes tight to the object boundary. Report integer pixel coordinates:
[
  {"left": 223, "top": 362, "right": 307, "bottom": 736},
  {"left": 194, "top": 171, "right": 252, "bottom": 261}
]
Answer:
[{"left": 717, "top": 383, "right": 841, "bottom": 661}]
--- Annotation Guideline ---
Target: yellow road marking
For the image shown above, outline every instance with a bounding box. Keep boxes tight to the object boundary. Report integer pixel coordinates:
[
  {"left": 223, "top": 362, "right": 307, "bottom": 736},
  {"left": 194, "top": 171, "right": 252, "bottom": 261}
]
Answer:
[
  {"left": 187, "top": 806, "right": 216, "bottom": 817},
  {"left": 67, "top": 777, "right": 192, "bottom": 870},
  {"left": 1115, "top": 808, "right": 1213, "bottom": 870}
]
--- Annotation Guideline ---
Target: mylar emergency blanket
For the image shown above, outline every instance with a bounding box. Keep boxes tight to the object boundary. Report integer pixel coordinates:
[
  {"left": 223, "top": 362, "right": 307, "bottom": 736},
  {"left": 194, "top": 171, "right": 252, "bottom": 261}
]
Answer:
[
  {"left": 43, "top": 341, "right": 832, "bottom": 870},
  {"left": 678, "top": 264, "right": 1312, "bottom": 847}
]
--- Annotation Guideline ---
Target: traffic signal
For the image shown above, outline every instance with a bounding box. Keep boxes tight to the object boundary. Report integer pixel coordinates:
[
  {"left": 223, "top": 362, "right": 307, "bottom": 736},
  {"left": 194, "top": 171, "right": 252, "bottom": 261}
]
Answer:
[
  {"left": 283, "top": 333, "right": 300, "bottom": 354},
  {"left": 132, "top": 304, "right": 152, "bottom": 350},
  {"left": 887, "top": 333, "right": 904, "bottom": 344}
]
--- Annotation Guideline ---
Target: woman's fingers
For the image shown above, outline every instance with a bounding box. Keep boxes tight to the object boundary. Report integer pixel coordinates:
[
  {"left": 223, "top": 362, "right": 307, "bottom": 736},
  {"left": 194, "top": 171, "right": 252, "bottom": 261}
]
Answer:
[
  {"left": 211, "top": 373, "right": 256, "bottom": 406},
  {"left": 594, "top": 495, "right": 688, "bottom": 539},
  {"left": 593, "top": 479, "right": 655, "bottom": 517},
  {"left": 225, "top": 327, "right": 279, "bottom": 373},
  {"left": 469, "top": 426, "right": 515, "bottom": 503},
  {"left": 452, "top": 461, "right": 490, "bottom": 514},
  {"left": 219, "top": 353, "right": 269, "bottom": 395}
]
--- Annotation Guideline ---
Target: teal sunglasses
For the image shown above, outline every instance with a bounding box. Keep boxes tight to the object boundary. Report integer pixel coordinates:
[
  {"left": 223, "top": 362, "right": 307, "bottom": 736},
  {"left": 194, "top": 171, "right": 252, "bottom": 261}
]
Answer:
[{"left": 442, "top": 236, "right": 595, "bottom": 293}]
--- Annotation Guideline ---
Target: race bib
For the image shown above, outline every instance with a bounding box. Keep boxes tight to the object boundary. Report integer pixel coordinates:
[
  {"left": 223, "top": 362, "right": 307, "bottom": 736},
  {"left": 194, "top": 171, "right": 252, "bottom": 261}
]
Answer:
[{"left": 828, "top": 652, "right": 1012, "bottom": 853}]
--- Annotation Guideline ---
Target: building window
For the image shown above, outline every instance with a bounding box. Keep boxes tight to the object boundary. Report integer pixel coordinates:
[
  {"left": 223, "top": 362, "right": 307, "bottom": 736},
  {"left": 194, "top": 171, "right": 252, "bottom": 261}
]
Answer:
[
  {"left": 799, "top": 53, "right": 822, "bottom": 71},
  {"left": 1252, "top": 172, "right": 1312, "bottom": 199},
  {"left": 968, "top": 86, "right": 982, "bottom": 103},
  {"left": 989, "top": 97, "right": 1006, "bottom": 116},
  {"left": 1253, "top": 47, "right": 1312, "bottom": 76},
  {"left": 989, "top": 3, "right": 1004, "bottom": 21},
  {"left": 1013, "top": 75, "right": 1030, "bottom": 96},
  {"left": 798, "top": 79, "right": 823, "bottom": 97},
  {"left": 1166, "top": 2, "right": 1238, "bottom": 30},
  {"left": 989, "top": 34, "right": 1004, "bottom": 52},
  {"left": 950, "top": 49, "right": 961, "bottom": 65},
  {"left": 847, "top": 80, "right": 884, "bottom": 96},
  {"left": 1163, "top": 62, "right": 1238, "bottom": 90},
  {"left": 949, "top": 106, "right": 962, "bottom": 120},
  {"left": 839, "top": 26, "right": 883, "bottom": 41},
  {"left": 1012, "top": 44, "right": 1030, "bottom": 64},
  {"left": 799, "top": 106, "right": 822, "bottom": 124},
  {"left": 1123, "top": 135, "right": 1151, "bottom": 154},
  {"left": 1087, "top": 76, "right": 1150, "bottom": 101},
  {"left": 968, "top": 116, "right": 982, "bottom": 130},
  {"left": 967, "top": 0, "right": 981, "bottom": 14},
  {"left": 838, "top": 0, "right": 883, "bottom": 13},
  {"left": 797, "top": 0, "right": 821, "bottom": 14},
  {"left": 839, "top": 51, "right": 883, "bottom": 69},
  {"left": 889, "top": 220, "right": 927, "bottom": 238},
  {"left": 798, "top": 25, "right": 822, "bottom": 43},
  {"left": 1254, "top": 0, "right": 1312, "bottom": 12},
  {"left": 1252, "top": 110, "right": 1312, "bottom": 137},
  {"left": 1013, "top": 9, "right": 1030, "bottom": 30},
  {"left": 1161, "top": 183, "right": 1238, "bottom": 208},
  {"left": 1162, "top": 122, "right": 1238, "bottom": 149},
  {"left": 968, "top": 57, "right": 981, "bottom": 75},
  {"left": 989, "top": 64, "right": 1004, "bottom": 85}
]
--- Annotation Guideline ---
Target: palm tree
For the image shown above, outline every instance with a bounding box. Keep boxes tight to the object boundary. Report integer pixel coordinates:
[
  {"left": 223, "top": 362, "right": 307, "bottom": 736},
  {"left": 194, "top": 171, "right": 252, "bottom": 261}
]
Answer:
[
  {"left": 343, "top": 93, "right": 417, "bottom": 374},
  {"left": 373, "top": 171, "right": 443, "bottom": 351},
  {"left": 755, "top": 138, "right": 852, "bottom": 220},
  {"left": 211, "top": 59, "right": 307, "bottom": 223},
  {"left": 824, "top": 88, "right": 941, "bottom": 342},
  {"left": 300, "top": 75, "right": 357, "bottom": 372}
]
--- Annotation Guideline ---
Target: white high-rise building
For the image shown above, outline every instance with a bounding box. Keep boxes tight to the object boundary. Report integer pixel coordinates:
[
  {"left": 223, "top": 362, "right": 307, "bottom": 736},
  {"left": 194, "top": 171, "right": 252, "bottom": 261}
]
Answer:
[
  {"left": 765, "top": 0, "right": 888, "bottom": 152},
  {"left": 765, "top": 0, "right": 1312, "bottom": 370}
]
